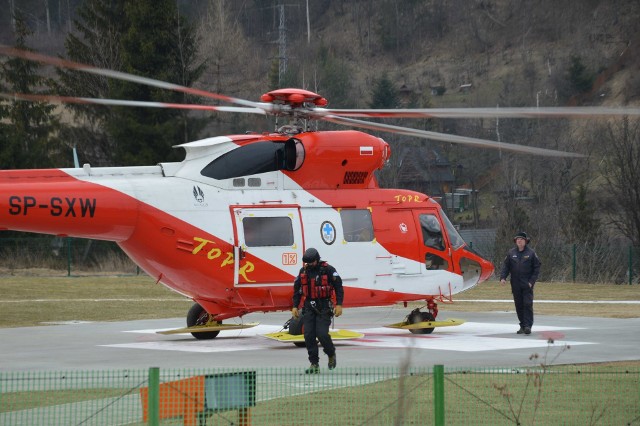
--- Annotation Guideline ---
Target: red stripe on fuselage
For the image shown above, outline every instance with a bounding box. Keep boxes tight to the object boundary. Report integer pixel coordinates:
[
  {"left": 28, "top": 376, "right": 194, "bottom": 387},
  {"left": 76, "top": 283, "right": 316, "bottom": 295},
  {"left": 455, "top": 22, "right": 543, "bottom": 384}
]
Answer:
[{"left": 0, "top": 169, "right": 137, "bottom": 240}]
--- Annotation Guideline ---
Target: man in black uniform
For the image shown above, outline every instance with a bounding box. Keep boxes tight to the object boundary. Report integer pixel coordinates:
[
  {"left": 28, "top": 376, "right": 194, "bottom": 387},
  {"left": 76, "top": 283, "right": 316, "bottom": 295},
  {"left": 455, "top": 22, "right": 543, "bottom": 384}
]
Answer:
[
  {"left": 292, "top": 248, "right": 344, "bottom": 373},
  {"left": 500, "top": 232, "right": 541, "bottom": 335}
]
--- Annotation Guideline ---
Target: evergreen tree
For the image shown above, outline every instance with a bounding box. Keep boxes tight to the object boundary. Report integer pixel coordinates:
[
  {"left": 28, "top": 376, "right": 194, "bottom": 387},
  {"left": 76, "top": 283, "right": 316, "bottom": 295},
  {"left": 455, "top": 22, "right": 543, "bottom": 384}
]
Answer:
[
  {"left": 56, "top": 0, "right": 127, "bottom": 166},
  {"left": 58, "top": 0, "right": 205, "bottom": 166},
  {"left": 568, "top": 56, "right": 593, "bottom": 95},
  {"left": 370, "top": 74, "right": 399, "bottom": 109},
  {"left": 112, "top": 0, "right": 205, "bottom": 165},
  {"left": 569, "top": 185, "right": 601, "bottom": 244},
  {"left": 0, "top": 14, "right": 61, "bottom": 169}
]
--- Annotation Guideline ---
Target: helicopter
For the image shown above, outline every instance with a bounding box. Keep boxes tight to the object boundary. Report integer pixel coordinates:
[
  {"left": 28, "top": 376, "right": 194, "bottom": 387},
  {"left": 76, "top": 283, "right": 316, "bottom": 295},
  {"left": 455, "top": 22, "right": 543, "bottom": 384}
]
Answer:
[{"left": 2, "top": 46, "right": 639, "bottom": 340}]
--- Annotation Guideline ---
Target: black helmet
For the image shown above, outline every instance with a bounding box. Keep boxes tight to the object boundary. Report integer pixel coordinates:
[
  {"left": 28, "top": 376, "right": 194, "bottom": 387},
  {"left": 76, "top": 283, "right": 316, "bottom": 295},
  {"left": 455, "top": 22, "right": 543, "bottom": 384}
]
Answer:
[
  {"left": 302, "top": 247, "right": 320, "bottom": 263},
  {"left": 513, "top": 231, "right": 530, "bottom": 243}
]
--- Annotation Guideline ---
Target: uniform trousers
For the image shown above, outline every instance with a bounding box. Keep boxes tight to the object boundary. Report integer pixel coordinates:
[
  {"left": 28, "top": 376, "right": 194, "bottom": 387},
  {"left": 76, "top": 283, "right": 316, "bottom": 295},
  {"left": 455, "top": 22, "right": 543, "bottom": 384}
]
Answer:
[
  {"left": 302, "top": 303, "right": 335, "bottom": 364},
  {"left": 511, "top": 284, "right": 534, "bottom": 328}
]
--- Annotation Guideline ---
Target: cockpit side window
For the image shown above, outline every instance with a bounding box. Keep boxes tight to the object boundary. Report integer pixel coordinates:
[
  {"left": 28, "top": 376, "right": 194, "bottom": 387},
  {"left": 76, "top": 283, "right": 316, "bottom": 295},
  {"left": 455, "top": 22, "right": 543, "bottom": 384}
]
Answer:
[
  {"left": 419, "top": 214, "right": 445, "bottom": 251},
  {"left": 201, "top": 139, "right": 304, "bottom": 180}
]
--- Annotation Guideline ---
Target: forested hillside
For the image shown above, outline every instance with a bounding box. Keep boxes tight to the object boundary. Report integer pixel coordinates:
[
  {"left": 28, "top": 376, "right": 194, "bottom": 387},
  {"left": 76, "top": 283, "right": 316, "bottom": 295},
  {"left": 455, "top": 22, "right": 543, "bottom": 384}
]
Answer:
[{"left": 1, "top": 0, "right": 639, "bottom": 280}]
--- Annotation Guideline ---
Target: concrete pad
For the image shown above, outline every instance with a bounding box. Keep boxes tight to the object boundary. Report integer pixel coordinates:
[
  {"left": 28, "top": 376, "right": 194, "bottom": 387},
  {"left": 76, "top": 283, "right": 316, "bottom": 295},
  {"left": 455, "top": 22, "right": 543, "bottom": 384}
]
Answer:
[{"left": 0, "top": 307, "right": 638, "bottom": 371}]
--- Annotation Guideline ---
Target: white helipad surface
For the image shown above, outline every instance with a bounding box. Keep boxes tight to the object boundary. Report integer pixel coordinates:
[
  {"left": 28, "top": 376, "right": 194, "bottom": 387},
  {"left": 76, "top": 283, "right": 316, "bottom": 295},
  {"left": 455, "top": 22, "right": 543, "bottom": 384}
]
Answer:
[
  {"left": 1, "top": 308, "right": 639, "bottom": 371},
  {"left": 104, "top": 321, "right": 591, "bottom": 353}
]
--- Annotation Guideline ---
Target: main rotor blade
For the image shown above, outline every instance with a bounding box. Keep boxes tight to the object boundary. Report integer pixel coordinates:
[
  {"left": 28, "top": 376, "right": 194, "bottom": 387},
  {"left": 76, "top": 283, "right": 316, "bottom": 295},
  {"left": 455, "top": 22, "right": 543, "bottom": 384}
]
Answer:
[
  {"left": 0, "top": 45, "right": 263, "bottom": 110},
  {"left": 0, "top": 93, "right": 266, "bottom": 115},
  {"left": 322, "top": 106, "right": 640, "bottom": 119},
  {"left": 322, "top": 115, "right": 585, "bottom": 158}
]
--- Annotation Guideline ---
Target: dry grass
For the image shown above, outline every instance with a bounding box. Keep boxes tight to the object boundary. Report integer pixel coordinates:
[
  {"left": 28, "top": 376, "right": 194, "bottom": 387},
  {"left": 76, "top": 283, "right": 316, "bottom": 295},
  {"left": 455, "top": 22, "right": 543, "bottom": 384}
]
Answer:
[
  {"left": 442, "top": 281, "right": 640, "bottom": 318},
  {"left": 0, "top": 274, "right": 638, "bottom": 328},
  {"left": 0, "top": 274, "right": 191, "bottom": 328}
]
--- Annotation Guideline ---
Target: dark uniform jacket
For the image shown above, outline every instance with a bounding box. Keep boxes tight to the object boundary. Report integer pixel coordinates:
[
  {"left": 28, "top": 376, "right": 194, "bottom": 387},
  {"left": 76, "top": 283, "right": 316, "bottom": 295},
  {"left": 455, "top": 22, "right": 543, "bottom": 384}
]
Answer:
[
  {"left": 293, "top": 261, "right": 344, "bottom": 309},
  {"left": 499, "top": 246, "right": 541, "bottom": 288}
]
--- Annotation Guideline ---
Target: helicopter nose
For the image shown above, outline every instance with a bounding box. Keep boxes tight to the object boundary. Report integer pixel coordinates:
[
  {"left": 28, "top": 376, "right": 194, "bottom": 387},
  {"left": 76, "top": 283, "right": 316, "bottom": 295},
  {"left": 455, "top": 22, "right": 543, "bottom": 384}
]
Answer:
[
  {"left": 458, "top": 247, "right": 495, "bottom": 289},
  {"left": 478, "top": 255, "right": 495, "bottom": 282}
]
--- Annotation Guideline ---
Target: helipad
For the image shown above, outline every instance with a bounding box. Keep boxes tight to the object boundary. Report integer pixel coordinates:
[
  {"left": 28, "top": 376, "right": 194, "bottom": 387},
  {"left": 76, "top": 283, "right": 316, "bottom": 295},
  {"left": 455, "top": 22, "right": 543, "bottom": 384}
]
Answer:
[{"left": 0, "top": 307, "right": 638, "bottom": 371}]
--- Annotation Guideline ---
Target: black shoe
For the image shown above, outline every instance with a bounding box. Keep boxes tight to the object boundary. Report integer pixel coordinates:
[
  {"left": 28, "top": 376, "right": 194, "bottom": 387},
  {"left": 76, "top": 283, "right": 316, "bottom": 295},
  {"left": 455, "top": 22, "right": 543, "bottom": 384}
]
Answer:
[
  {"left": 516, "top": 327, "right": 525, "bottom": 334},
  {"left": 305, "top": 364, "right": 319, "bottom": 374},
  {"left": 328, "top": 354, "right": 337, "bottom": 370},
  {"left": 524, "top": 327, "right": 531, "bottom": 335}
]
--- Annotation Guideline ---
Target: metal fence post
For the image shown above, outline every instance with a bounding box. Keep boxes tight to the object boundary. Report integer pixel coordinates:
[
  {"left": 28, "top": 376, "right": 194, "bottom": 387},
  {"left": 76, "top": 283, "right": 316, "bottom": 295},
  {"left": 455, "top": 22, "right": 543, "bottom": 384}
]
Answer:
[
  {"left": 629, "top": 245, "right": 633, "bottom": 285},
  {"left": 67, "top": 237, "right": 72, "bottom": 277},
  {"left": 572, "top": 243, "right": 577, "bottom": 282},
  {"left": 434, "top": 364, "right": 444, "bottom": 426},
  {"left": 148, "top": 367, "right": 160, "bottom": 426}
]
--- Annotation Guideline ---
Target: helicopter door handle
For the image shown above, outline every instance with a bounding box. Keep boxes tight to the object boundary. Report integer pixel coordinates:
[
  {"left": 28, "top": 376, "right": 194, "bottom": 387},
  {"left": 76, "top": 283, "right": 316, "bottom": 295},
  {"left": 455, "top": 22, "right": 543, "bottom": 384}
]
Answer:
[{"left": 239, "top": 246, "right": 247, "bottom": 260}]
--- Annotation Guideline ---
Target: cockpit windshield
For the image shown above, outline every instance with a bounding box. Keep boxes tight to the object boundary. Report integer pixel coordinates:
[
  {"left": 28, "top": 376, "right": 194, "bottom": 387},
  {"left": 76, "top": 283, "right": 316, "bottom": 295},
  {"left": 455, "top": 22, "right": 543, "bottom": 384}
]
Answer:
[{"left": 439, "top": 211, "right": 465, "bottom": 249}]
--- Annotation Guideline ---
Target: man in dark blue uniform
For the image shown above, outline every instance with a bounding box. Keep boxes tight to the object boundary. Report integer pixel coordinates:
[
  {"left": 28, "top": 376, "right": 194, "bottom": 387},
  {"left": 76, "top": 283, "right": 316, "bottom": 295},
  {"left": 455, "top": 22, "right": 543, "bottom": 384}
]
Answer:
[
  {"left": 292, "top": 248, "right": 344, "bottom": 373},
  {"left": 500, "top": 232, "right": 541, "bottom": 335}
]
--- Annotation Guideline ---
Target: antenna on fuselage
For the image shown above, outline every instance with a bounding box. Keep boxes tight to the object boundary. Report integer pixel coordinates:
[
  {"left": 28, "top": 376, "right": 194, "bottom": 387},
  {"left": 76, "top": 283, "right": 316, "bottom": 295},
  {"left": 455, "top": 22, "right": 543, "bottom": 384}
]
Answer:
[{"left": 73, "top": 146, "right": 80, "bottom": 168}]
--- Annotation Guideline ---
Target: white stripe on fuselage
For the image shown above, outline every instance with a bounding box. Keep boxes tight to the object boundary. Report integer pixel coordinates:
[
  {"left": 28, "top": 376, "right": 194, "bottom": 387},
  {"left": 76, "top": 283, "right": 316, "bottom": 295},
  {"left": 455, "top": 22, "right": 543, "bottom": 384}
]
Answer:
[{"left": 64, "top": 146, "right": 449, "bottom": 297}]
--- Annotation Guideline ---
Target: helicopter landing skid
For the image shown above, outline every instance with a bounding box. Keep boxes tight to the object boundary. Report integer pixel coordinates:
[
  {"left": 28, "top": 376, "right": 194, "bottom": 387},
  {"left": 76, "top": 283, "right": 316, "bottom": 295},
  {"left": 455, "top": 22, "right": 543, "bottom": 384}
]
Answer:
[
  {"left": 157, "top": 322, "right": 260, "bottom": 335},
  {"left": 262, "top": 329, "right": 364, "bottom": 343},
  {"left": 384, "top": 318, "right": 465, "bottom": 330}
]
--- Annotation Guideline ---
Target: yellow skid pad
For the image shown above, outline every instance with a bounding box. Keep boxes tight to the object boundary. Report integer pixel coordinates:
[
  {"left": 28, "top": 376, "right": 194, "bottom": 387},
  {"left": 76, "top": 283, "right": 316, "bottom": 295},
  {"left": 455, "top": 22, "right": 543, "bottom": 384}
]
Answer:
[
  {"left": 263, "top": 329, "right": 364, "bottom": 343},
  {"left": 384, "top": 318, "right": 465, "bottom": 330},
  {"left": 157, "top": 322, "right": 260, "bottom": 335}
]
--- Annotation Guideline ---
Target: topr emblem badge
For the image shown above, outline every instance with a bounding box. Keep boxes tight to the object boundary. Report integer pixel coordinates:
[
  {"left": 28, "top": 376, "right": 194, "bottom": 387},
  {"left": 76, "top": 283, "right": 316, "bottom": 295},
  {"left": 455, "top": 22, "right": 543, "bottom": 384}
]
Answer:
[{"left": 192, "top": 185, "right": 207, "bottom": 206}]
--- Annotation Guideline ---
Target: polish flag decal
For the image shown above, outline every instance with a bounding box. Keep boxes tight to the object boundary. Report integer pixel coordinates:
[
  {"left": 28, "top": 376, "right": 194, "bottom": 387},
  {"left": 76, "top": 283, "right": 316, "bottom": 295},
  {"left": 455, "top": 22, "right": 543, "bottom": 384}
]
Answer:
[{"left": 360, "top": 146, "right": 374, "bottom": 156}]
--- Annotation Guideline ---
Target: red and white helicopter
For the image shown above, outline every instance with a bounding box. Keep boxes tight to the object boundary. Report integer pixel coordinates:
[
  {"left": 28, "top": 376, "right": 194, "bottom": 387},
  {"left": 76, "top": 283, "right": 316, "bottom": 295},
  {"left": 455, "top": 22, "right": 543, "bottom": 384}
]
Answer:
[{"left": 1, "top": 46, "right": 638, "bottom": 339}]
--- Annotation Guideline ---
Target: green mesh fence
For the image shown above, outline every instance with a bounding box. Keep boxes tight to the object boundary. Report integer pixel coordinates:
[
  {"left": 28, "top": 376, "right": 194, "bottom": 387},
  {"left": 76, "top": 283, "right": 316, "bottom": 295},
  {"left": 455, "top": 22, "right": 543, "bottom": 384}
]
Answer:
[
  {"left": 1, "top": 235, "right": 638, "bottom": 283},
  {"left": 1, "top": 366, "right": 638, "bottom": 425},
  {"left": 0, "top": 235, "right": 138, "bottom": 276}
]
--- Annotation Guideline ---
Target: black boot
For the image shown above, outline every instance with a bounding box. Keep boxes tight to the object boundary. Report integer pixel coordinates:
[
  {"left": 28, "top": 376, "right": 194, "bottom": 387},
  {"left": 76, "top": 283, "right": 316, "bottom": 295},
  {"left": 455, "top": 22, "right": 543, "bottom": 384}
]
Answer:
[
  {"left": 328, "top": 354, "right": 337, "bottom": 370},
  {"left": 305, "top": 364, "right": 319, "bottom": 374}
]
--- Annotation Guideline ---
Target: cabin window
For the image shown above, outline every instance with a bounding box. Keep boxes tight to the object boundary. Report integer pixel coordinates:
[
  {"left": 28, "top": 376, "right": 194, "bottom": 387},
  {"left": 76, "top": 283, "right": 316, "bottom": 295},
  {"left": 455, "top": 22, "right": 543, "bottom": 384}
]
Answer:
[
  {"left": 200, "top": 139, "right": 304, "bottom": 180},
  {"left": 426, "top": 252, "right": 448, "bottom": 270},
  {"left": 419, "top": 214, "right": 445, "bottom": 251},
  {"left": 341, "top": 209, "right": 374, "bottom": 242},
  {"left": 242, "top": 216, "right": 294, "bottom": 247}
]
